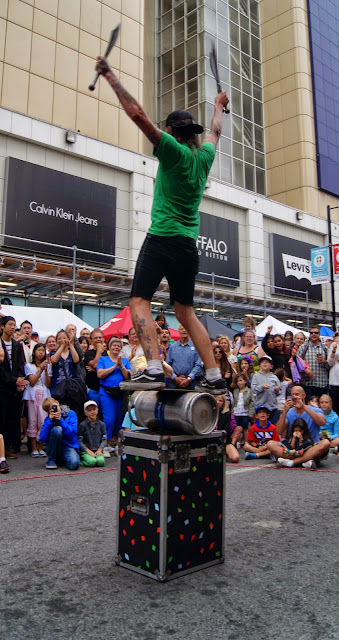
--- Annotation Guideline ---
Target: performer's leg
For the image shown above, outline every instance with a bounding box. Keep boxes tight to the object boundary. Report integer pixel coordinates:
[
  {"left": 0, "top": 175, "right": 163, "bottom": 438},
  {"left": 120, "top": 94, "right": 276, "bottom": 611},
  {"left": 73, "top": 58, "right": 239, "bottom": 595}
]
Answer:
[{"left": 129, "top": 296, "right": 161, "bottom": 361}]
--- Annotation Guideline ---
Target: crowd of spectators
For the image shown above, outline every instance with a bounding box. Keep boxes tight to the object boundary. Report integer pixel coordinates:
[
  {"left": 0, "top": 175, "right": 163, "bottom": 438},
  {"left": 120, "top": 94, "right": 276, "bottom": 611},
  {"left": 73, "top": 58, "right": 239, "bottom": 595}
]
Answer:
[{"left": 0, "top": 312, "right": 338, "bottom": 474}]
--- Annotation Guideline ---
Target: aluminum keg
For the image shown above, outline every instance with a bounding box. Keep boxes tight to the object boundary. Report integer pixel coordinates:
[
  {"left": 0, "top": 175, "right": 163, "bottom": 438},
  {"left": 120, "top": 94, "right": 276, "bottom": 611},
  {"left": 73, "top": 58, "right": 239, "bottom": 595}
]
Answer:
[{"left": 128, "top": 390, "right": 218, "bottom": 435}]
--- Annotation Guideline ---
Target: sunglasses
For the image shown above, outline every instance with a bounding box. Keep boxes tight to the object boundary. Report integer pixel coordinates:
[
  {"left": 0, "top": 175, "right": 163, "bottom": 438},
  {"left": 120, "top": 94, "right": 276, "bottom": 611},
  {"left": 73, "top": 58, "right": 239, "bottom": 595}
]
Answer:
[{"left": 310, "top": 331, "right": 319, "bottom": 335}]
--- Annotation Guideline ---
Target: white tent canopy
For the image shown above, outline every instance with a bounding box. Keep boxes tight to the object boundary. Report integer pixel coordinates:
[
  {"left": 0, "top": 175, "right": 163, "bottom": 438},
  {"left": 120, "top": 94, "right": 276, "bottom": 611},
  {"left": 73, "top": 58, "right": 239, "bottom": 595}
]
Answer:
[
  {"left": 255, "top": 315, "right": 308, "bottom": 339},
  {"left": 0, "top": 305, "right": 93, "bottom": 341}
]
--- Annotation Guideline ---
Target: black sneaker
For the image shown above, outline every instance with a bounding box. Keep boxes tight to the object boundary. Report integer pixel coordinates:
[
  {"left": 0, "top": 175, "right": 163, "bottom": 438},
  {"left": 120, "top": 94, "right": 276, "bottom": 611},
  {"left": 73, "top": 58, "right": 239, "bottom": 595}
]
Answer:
[
  {"left": 195, "top": 377, "right": 227, "bottom": 394},
  {"left": 0, "top": 460, "right": 9, "bottom": 474},
  {"left": 120, "top": 370, "right": 166, "bottom": 390}
]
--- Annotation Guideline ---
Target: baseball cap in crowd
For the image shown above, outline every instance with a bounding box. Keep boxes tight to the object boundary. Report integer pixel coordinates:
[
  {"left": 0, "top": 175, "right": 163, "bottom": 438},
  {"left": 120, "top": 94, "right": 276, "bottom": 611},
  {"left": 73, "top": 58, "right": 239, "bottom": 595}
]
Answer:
[
  {"left": 258, "top": 355, "right": 273, "bottom": 363},
  {"left": 166, "top": 110, "right": 204, "bottom": 134},
  {"left": 84, "top": 400, "right": 98, "bottom": 410},
  {"left": 255, "top": 405, "right": 270, "bottom": 413}
]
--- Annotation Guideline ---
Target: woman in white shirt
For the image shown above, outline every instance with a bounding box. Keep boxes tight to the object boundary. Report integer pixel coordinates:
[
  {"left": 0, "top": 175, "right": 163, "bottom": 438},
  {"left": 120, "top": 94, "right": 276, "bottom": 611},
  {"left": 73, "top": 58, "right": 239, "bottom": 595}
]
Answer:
[{"left": 23, "top": 343, "right": 51, "bottom": 457}]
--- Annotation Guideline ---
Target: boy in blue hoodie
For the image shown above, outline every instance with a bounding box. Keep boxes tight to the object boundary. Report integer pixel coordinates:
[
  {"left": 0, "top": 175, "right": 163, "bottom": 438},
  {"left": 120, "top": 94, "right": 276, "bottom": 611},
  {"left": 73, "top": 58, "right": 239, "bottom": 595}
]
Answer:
[
  {"left": 319, "top": 395, "right": 339, "bottom": 453},
  {"left": 40, "top": 398, "right": 80, "bottom": 470}
]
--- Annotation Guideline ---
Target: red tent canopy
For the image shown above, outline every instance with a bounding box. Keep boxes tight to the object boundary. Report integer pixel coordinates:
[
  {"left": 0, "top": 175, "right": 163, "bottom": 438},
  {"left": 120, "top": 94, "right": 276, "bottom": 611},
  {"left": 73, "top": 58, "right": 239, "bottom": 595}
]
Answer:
[{"left": 98, "top": 307, "right": 180, "bottom": 341}]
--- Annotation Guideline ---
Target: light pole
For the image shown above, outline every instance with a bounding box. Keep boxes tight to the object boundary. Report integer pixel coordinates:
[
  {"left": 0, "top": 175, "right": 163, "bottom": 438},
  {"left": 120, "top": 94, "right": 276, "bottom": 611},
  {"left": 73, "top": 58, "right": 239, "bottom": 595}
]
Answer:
[{"left": 327, "top": 205, "right": 339, "bottom": 331}]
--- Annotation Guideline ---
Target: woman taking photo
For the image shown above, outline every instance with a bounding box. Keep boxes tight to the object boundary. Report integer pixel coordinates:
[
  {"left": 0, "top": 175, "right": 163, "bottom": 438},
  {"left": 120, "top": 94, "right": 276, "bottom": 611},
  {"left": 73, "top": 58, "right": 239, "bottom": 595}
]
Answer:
[
  {"left": 233, "top": 329, "right": 265, "bottom": 373},
  {"left": 97, "top": 337, "right": 131, "bottom": 444},
  {"left": 218, "top": 334, "right": 238, "bottom": 372},
  {"left": 50, "top": 329, "right": 80, "bottom": 411},
  {"left": 262, "top": 327, "right": 292, "bottom": 378}
]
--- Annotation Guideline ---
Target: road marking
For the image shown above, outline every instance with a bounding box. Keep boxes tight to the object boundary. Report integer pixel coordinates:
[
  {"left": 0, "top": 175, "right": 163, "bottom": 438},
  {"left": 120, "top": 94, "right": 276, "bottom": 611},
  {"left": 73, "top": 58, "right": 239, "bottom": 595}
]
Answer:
[{"left": 226, "top": 464, "right": 272, "bottom": 475}]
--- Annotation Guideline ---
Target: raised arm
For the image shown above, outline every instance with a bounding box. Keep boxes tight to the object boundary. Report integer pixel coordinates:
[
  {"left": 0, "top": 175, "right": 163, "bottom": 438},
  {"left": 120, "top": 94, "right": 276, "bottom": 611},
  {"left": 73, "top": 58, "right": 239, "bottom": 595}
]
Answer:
[
  {"left": 204, "top": 93, "right": 230, "bottom": 148},
  {"left": 96, "top": 57, "right": 162, "bottom": 148}
]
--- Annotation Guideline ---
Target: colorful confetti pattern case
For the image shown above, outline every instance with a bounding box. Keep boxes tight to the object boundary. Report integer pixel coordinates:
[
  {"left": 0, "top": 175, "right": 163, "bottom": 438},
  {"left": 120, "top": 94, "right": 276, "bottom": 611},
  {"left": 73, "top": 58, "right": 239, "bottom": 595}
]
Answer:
[{"left": 115, "top": 430, "right": 226, "bottom": 581}]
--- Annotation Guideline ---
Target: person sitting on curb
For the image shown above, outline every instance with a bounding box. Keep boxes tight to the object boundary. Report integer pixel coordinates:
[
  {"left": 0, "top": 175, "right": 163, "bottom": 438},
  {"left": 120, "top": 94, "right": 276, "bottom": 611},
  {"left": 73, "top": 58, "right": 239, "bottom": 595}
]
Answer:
[
  {"left": 266, "top": 385, "right": 329, "bottom": 469},
  {"left": 78, "top": 400, "right": 107, "bottom": 467},
  {"left": 244, "top": 405, "right": 280, "bottom": 459},
  {"left": 318, "top": 394, "right": 339, "bottom": 454},
  {"left": 40, "top": 398, "right": 80, "bottom": 471}
]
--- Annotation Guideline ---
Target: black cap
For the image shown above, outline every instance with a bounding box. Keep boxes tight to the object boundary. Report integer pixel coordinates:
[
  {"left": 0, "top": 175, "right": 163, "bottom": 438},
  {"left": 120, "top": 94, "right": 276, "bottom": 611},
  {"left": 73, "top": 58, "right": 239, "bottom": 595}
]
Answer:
[{"left": 165, "top": 110, "right": 204, "bottom": 134}]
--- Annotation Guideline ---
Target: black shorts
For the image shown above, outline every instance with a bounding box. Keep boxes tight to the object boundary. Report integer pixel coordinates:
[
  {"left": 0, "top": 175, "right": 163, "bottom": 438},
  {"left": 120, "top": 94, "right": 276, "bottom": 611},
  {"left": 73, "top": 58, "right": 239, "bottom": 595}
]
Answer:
[{"left": 130, "top": 233, "right": 199, "bottom": 306}]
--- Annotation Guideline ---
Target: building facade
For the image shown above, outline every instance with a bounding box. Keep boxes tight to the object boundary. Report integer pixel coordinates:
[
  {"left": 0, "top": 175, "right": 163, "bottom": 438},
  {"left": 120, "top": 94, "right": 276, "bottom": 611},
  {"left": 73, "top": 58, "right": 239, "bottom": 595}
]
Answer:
[{"left": 0, "top": 0, "right": 338, "bottom": 329}]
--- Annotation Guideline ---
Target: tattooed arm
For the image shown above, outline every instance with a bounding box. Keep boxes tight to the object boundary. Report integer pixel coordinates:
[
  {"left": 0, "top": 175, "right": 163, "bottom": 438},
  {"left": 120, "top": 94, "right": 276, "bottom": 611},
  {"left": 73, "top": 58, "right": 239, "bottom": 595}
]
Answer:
[
  {"left": 95, "top": 57, "right": 162, "bottom": 148},
  {"left": 204, "top": 92, "right": 229, "bottom": 148}
]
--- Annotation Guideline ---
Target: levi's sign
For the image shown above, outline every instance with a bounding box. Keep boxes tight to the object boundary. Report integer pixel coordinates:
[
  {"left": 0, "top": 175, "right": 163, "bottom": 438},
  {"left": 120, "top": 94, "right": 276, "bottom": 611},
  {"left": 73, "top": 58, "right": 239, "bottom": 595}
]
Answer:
[
  {"left": 3, "top": 157, "right": 117, "bottom": 264},
  {"left": 270, "top": 233, "right": 322, "bottom": 301}
]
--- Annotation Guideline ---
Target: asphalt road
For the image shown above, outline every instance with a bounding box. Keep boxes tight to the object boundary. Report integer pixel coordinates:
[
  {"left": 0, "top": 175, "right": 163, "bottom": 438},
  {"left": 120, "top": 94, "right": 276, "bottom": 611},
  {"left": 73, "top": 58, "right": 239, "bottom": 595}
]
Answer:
[{"left": 1, "top": 448, "right": 339, "bottom": 640}]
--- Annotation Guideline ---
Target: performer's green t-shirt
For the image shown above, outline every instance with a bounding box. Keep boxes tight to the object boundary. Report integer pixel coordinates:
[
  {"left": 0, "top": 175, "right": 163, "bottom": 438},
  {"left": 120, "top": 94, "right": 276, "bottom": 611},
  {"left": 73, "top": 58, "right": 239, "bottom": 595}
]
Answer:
[{"left": 148, "top": 131, "right": 215, "bottom": 241}]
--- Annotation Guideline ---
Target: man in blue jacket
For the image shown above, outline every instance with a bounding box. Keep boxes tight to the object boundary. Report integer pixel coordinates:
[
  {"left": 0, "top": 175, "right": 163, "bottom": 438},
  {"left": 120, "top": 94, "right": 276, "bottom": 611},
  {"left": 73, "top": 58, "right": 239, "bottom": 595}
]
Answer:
[{"left": 40, "top": 398, "right": 80, "bottom": 470}]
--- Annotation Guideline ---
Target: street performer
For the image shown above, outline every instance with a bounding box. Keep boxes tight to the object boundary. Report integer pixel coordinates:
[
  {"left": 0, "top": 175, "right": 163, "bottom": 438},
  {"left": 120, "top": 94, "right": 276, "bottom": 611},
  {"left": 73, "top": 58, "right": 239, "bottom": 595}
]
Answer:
[{"left": 95, "top": 56, "right": 229, "bottom": 393}]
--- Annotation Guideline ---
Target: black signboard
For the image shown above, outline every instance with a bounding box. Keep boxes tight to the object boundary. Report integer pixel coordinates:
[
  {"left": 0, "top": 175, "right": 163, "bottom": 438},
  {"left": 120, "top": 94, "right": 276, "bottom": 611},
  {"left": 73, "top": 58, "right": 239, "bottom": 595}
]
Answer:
[
  {"left": 196, "top": 212, "right": 239, "bottom": 286},
  {"left": 270, "top": 233, "right": 322, "bottom": 301},
  {"left": 3, "top": 157, "right": 117, "bottom": 264}
]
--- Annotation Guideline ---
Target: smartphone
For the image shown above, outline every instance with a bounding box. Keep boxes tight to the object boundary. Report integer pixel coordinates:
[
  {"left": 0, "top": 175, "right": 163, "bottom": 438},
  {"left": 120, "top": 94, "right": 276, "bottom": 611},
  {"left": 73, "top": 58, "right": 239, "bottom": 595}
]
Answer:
[{"left": 51, "top": 404, "right": 58, "bottom": 413}]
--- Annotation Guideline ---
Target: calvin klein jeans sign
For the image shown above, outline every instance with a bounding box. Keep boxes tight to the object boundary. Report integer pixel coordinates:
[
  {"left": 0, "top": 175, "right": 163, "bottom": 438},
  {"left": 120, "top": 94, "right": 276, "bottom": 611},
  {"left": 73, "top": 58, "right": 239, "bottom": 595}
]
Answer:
[
  {"left": 3, "top": 158, "right": 117, "bottom": 264},
  {"left": 270, "top": 234, "right": 322, "bottom": 301},
  {"left": 196, "top": 212, "right": 239, "bottom": 286}
]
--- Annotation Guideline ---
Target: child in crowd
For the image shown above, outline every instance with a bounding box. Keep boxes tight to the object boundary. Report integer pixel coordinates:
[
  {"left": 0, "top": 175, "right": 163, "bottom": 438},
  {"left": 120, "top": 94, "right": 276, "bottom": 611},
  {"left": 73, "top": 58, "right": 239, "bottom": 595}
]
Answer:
[
  {"left": 274, "top": 367, "right": 292, "bottom": 414},
  {"left": 215, "top": 393, "right": 241, "bottom": 463},
  {"left": 308, "top": 395, "right": 320, "bottom": 408},
  {"left": 244, "top": 405, "right": 280, "bottom": 459},
  {"left": 237, "top": 356, "right": 254, "bottom": 386},
  {"left": 318, "top": 395, "right": 339, "bottom": 453},
  {"left": 77, "top": 400, "right": 107, "bottom": 467},
  {"left": 23, "top": 343, "right": 52, "bottom": 457},
  {"left": 232, "top": 373, "right": 255, "bottom": 443},
  {"left": 251, "top": 355, "right": 281, "bottom": 425},
  {"left": 276, "top": 418, "right": 314, "bottom": 467},
  {"left": 0, "top": 434, "right": 9, "bottom": 473}
]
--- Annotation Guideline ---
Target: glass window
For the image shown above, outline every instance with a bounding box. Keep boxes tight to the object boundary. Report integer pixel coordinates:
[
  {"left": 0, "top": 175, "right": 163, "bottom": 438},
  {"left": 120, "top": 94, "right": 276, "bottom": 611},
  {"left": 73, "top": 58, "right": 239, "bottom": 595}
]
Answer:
[
  {"left": 230, "top": 21, "right": 239, "bottom": 48},
  {"left": 175, "top": 84, "right": 185, "bottom": 109},
  {"left": 252, "top": 59, "right": 261, "bottom": 84},
  {"left": 231, "top": 88, "right": 242, "bottom": 116},
  {"left": 256, "top": 167, "right": 265, "bottom": 195},
  {"left": 217, "top": 0, "right": 227, "bottom": 16},
  {"left": 241, "top": 53, "right": 251, "bottom": 79},
  {"left": 174, "top": 4, "right": 184, "bottom": 20},
  {"left": 232, "top": 115, "right": 242, "bottom": 142},
  {"left": 254, "top": 99, "right": 263, "bottom": 126},
  {"left": 242, "top": 77, "right": 252, "bottom": 96},
  {"left": 218, "top": 41, "right": 229, "bottom": 68},
  {"left": 256, "top": 151, "right": 265, "bottom": 168},
  {"left": 174, "top": 69, "right": 185, "bottom": 86},
  {"left": 174, "top": 43, "right": 185, "bottom": 70},
  {"left": 218, "top": 15, "right": 228, "bottom": 42},
  {"left": 161, "top": 75, "right": 172, "bottom": 93},
  {"left": 240, "top": 29, "right": 250, "bottom": 55},
  {"left": 204, "top": 7, "right": 217, "bottom": 34},
  {"left": 187, "top": 36, "right": 197, "bottom": 64},
  {"left": 243, "top": 93, "right": 252, "bottom": 120},
  {"left": 174, "top": 18, "right": 184, "bottom": 45},
  {"left": 253, "top": 83, "right": 262, "bottom": 100},
  {"left": 161, "top": 1, "right": 172, "bottom": 14},
  {"left": 162, "top": 11, "right": 172, "bottom": 28},
  {"left": 231, "top": 72, "right": 241, "bottom": 90},
  {"left": 255, "top": 125, "right": 264, "bottom": 152},
  {"left": 220, "top": 153, "right": 232, "bottom": 183},
  {"left": 244, "top": 145, "right": 254, "bottom": 163},
  {"left": 187, "top": 79, "right": 199, "bottom": 107},
  {"left": 251, "top": 35, "right": 260, "bottom": 61},
  {"left": 187, "top": 11, "right": 198, "bottom": 38},
  {"left": 230, "top": 47, "right": 240, "bottom": 74},
  {"left": 209, "top": 153, "right": 220, "bottom": 180},
  {"left": 245, "top": 163, "right": 254, "bottom": 191},
  {"left": 229, "top": 0, "right": 238, "bottom": 11},
  {"left": 187, "top": 0, "right": 197, "bottom": 13},
  {"left": 250, "top": 0, "right": 259, "bottom": 22},
  {"left": 243, "top": 119, "right": 253, "bottom": 146},
  {"left": 239, "top": 0, "right": 249, "bottom": 16},
  {"left": 229, "top": 7, "right": 238, "bottom": 24},
  {"left": 160, "top": 92, "right": 173, "bottom": 120},
  {"left": 233, "top": 158, "right": 244, "bottom": 187},
  {"left": 187, "top": 62, "right": 198, "bottom": 80},
  {"left": 206, "top": 74, "right": 217, "bottom": 102},
  {"left": 251, "top": 20, "right": 259, "bottom": 37},
  {"left": 220, "top": 136, "right": 231, "bottom": 154},
  {"left": 232, "top": 140, "right": 243, "bottom": 160},
  {"left": 162, "top": 26, "right": 172, "bottom": 53},
  {"left": 205, "top": 0, "right": 216, "bottom": 8},
  {"left": 162, "top": 51, "right": 172, "bottom": 77},
  {"left": 240, "top": 13, "right": 249, "bottom": 31},
  {"left": 218, "top": 65, "right": 229, "bottom": 85}
]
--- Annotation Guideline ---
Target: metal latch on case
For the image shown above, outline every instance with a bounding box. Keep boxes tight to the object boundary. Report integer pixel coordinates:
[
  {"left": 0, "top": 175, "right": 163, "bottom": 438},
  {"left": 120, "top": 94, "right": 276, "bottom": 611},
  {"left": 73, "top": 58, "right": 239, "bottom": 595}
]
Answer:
[
  {"left": 130, "top": 494, "right": 149, "bottom": 516},
  {"left": 174, "top": 443, "right": 191, "bottom": 473}
]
